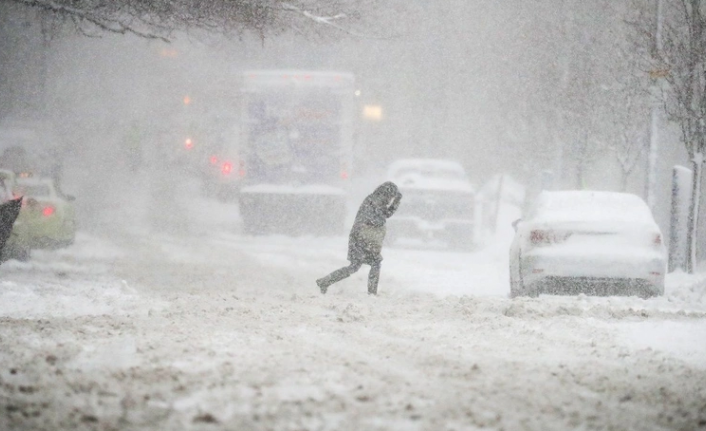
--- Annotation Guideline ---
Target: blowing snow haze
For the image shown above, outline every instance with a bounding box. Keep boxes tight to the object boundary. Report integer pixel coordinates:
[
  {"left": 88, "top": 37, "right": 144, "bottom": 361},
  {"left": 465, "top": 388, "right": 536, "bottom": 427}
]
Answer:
[{"left": 0, "top": 1, "right": 705, "bottom": 430}]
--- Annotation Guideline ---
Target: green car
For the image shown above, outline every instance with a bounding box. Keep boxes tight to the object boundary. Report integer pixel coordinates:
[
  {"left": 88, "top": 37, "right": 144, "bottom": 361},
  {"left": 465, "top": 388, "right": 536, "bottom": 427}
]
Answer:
[{"left": 4, "top": 177, "right": 76, "bottom": 260}]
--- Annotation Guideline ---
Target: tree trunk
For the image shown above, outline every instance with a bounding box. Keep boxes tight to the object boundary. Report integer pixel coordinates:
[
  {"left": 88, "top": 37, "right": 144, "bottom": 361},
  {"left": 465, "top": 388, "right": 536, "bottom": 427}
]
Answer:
[{"left": 685, "top": 157, "right": 703, "bottom": 273}]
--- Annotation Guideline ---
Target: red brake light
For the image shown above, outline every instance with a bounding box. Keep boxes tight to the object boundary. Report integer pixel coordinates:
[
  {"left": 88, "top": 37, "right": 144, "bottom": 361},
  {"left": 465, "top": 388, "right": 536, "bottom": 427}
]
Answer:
[
  {"left": 42, "top": 206, "right": 55, "bottom": 217},
  {"left": 530, "top": 230, "right": 550, "bottom": 245},
  {"left": 529, "top": 230, "right": 569, "bottom": 245},
  {"left": 209, "top": 156, "right": 218, "bottom": 165},
  {"left": 185, "top": 138, "right": 194, "bottom": 150},
  {"left": 222, "top": 162, "right": 232, "bottom": 175}
]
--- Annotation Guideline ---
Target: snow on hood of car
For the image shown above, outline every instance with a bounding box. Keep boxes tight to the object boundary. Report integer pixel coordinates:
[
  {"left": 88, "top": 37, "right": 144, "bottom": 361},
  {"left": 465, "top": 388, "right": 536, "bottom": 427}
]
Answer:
[
  {"left": 531, "top": 190, "right": 656, "bottom": 226},
  {"left": 387, "top": 159, "right": 475, "bottom": 192}
]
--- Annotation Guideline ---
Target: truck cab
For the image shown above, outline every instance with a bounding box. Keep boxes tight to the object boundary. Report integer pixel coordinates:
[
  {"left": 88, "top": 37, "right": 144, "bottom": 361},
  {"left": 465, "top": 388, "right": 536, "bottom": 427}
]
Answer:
[{"left": 238, "top": 71, "right": 356, "bottom": 235}]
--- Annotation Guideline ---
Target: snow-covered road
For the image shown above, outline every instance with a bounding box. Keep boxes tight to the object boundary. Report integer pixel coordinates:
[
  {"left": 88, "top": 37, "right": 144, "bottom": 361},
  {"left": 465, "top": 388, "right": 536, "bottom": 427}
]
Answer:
[{"left": 1, "top": 220, "right": 706, "bottom": 431}]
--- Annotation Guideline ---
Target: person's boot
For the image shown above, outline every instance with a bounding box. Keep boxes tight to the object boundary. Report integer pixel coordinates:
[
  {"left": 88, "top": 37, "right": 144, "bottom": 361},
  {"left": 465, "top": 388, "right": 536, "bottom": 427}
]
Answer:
[
  {"left": 317, "top": 264, "right": 359, "bottom": 295},
  {"left": 316, "top": 277, "right": 329, "bottom": 294},
  {"left": 367, "top": 263, "right": 381, "bottom": 295}
]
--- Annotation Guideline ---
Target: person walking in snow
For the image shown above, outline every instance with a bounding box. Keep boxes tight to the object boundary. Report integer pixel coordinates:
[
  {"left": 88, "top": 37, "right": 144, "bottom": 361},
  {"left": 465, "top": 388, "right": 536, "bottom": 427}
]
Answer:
[{"left": 317, "top": 181, "right": 402, "bottom": 295}]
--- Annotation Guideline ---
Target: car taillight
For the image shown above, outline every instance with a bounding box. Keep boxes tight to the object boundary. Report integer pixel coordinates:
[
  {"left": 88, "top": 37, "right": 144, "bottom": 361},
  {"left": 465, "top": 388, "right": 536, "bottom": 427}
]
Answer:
[
  {"left": 529, "top": 230, "right": 569, "bottom": 245},
  {"left": 185, "top": 138, "right": 194, "bottom": 150},
  {"left": 42, "top": 205, "right": 55, "bottom": 217},
  {"left": 209, "top": 156, "right": 218, "bottom": 165},
  {"left": 530, "top": 230, "right": 551, "bottom": 245},
  {"left": 653, "top": 233, "right": 662, "bottom": 245},
  {"left": 222, "top": 162, "right": 232, "bottom": 175}
]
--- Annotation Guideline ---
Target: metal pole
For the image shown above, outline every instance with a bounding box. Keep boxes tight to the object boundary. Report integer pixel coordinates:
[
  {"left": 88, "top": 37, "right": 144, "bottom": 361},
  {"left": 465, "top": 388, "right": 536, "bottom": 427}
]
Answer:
[{"left": 646, "top": 0, "right": 663, "bottom": 210}]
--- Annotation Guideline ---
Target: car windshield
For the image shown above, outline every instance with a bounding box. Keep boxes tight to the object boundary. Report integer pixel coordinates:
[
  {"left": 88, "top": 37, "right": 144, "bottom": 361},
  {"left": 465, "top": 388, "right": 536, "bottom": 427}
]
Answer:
[{"left": 15, "top": 184, "right": 51, "bottom": 197}]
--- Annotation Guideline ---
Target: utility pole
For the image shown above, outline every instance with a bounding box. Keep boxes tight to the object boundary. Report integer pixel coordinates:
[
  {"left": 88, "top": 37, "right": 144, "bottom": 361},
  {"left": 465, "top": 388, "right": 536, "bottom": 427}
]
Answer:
[{"left": 646, "top": 0, "right": 663, "bottom": 210}]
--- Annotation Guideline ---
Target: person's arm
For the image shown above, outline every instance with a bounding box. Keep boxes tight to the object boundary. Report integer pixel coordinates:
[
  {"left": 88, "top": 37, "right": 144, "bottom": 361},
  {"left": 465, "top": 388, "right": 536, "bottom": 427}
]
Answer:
[
  {"left": 358, "top": 196, "right": 386, "bottom": 227},
  {"left": 384, "top": 192, "right": 402, "bottom": 218}
]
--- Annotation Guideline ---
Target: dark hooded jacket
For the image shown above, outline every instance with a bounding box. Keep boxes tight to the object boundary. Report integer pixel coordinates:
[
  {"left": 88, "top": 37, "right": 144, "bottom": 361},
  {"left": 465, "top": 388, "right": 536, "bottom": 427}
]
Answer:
[
  {"left": 348, "top": 182, "right": 402, "bottom": 265},
  {"left": 0, "top": 198, "right": 22, "bottom": 257}
]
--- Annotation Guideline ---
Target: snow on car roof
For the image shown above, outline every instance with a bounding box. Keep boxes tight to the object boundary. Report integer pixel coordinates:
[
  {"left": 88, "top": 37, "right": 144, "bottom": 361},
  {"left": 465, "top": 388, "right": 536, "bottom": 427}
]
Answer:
[
  {"left": 387, "top": 159, "right": 474, "bottom": 192},
  {"left": 532, "top": 190, "right": 655, "bottom": 224},
  {"left": 15, "top": 177, "right": 53, "bottom": 187}
]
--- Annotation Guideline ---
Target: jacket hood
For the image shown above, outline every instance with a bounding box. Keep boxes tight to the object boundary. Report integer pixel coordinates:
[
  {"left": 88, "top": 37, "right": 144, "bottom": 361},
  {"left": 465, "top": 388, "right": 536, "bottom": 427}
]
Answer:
[{"left": 372, "top": 181, "right": 399, "bottom": 200}]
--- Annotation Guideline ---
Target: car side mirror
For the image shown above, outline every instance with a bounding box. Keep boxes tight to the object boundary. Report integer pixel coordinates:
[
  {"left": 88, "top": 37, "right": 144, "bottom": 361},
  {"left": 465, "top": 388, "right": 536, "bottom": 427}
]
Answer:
[{"left": 512, "top": 219, "right": 522, "bottom": 232}]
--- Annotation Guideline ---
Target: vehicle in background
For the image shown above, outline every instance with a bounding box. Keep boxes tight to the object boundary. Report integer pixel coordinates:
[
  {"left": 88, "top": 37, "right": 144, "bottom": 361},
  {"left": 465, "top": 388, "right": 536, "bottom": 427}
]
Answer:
[
  {"left": 0, "top": 118, "right": 63, "bottom": 185},
  {"left": 509, "top": 190, "right": 666, "bottom": 298},
  {"left": 0, "top": 169, "right": 27, "bottom": 260},
  {"left": 4, "top": 177, "right": 76, "bottom": 260},
  {"left": 238, "top": 70, "right": 356, "bottom": 235},
  {"left": 385, "top": 159, "right": 477, "bottom": 249},
  {"left": 199, "top": 112, "right": 243, "bottom": 200}
]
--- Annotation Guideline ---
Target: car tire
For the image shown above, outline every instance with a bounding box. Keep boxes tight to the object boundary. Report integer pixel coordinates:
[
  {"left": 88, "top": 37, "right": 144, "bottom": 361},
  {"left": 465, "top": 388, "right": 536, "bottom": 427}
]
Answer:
[
  {"left": 1, "top": 242, "right": 30, "bottom": 262},
  {"left": 509, "top": 257, "right": 522, "bottom": 297},
  {"left": 525, "top": 284, "right": 539, "bottom": 298},
  {"left": 14, "top": 246, "right": 30, "bottom": 262},
  {"left": 509, "top": 275, "right": 520, "bottom": 298},
  {"left": 511, "top": 257, "right": 538, "bottom": 298}
]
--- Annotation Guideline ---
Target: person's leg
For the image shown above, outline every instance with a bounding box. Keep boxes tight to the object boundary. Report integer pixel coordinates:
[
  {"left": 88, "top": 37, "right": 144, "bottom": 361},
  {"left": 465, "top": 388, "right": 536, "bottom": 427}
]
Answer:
[
  {"left": 367, "top": 261, "right": 381, "bottom": 295},
  {"left": 317, "top": 262, "right": 362, "bottom": 294}
]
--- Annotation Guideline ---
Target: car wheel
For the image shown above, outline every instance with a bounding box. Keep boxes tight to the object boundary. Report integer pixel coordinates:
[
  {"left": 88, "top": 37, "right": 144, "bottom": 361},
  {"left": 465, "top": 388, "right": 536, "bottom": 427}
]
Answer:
[
  {"left": 511, "top": 256, "right": 538, "bottom": 298},
  {"left": 15, "top": 246, "right": 30, "bottom": 262},
  {"left": 509, "top": 274, "right": 520, "bottom": 298},
  {"left": 1, "top": 243, "right": 30, "bottom": 262},
  {"left": 525, "top": 284, "right": 539, "bottom": 298},
  {"left": 509, "top": 256, "right": 522, "bottom": 297}
]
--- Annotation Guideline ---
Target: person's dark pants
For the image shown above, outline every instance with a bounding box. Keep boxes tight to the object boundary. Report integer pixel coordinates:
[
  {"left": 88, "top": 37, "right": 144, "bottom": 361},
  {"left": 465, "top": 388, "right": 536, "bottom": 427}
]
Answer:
[{"left": 317, "top": 260, "right": 381, "bottom": 295}]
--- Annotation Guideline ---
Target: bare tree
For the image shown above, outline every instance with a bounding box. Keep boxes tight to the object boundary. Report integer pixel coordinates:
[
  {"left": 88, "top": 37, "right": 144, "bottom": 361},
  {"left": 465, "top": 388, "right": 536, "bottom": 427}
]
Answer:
[
  {"left": 610, "top": 106, "right": 649, "bottom": 192},
  {"left": 631, "top": 0, "right": 706, "bottom": 273},
  {"left": 603, "top": 67, "right": 652, "bottom": 192},
  {"left": 5, "top": 0, "right": 377, "bottom": 41},
  {"left": 512, "top": 0, "right": 625, "bottom": 190}
]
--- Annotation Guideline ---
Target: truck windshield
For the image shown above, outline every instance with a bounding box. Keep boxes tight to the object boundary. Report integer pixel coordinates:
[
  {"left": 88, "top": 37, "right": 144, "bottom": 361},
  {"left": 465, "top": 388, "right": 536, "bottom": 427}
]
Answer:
[
  {"left": 245, "top": 88, "right": 343, "bottom": 184},
  {"left": 15, "top": 184, "right": 51, "bottom": 197}
]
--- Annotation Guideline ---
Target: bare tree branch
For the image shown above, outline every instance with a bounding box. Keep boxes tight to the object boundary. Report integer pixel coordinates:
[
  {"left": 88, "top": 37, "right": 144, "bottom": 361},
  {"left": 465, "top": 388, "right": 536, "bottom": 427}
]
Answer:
[{"left": 4, "top": 0, "right": 378, "bottom": 41}]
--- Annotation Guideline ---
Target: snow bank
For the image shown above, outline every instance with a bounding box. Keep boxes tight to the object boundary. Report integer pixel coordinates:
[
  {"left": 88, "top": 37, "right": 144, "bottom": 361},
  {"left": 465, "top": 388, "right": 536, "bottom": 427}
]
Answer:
[
  {"left": 666, "top": 269, "right": 706, "bottom": 304},
  {"left": 0, "top": 233, "right": 164, "bottom": 318},
  {"left": 618, "top": 320, "right": 706, "bottom": 368}
]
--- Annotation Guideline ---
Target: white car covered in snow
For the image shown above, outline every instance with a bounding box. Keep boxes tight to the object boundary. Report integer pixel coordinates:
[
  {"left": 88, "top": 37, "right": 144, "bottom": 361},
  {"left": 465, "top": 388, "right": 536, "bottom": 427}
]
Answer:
[
  {"left": 385, "top": 158, "right": 476, "bottom": 249},
  {"left": 509, "top": 190, "right": 667, "bottom": 298}
]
